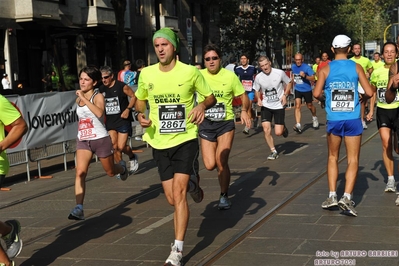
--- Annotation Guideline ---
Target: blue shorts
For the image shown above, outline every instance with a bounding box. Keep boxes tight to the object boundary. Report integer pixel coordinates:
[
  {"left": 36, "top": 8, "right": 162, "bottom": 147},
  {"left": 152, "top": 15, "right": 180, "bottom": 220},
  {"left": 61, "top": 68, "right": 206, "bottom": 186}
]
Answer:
[
  {"left": 246, "top": 90, "right": 255, "bottom": 101},
  {"left": 326, "top": 118, "right": 363, "bottom": 137}
]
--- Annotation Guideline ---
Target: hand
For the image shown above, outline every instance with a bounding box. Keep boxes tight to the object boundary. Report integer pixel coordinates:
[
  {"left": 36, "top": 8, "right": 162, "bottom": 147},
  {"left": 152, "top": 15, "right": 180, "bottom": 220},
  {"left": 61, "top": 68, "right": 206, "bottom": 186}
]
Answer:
[
  {"left": 257, "top": 100, "right": 262, "bottom": 107},
  {"left": 137, "top": 113, "right": 152, "bottom": 128},
  {"left": 280, "top": 95, "right": 287, "bottom": 106},
  {"left": 121, "top": 109, "right": 130, "bottom": 119},
  {"left": 76, "top": 90, "right": 84, "bottom": 100},
  {"left": 366, "top": 111, "right": 373, "bottom": 122},
  {"left": 240, "top": 110, "right": 251, "bottom": 128},
  {"left": 188, "top": 104, "right": 205, "bottom": 124}
]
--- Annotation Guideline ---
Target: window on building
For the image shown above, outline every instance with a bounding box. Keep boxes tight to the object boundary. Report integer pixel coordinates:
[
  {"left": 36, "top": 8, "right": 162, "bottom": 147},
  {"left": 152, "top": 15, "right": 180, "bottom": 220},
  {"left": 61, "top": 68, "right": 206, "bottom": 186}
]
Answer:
[{"left": 87, "top": 0, "right": 94, "bottom": 6}]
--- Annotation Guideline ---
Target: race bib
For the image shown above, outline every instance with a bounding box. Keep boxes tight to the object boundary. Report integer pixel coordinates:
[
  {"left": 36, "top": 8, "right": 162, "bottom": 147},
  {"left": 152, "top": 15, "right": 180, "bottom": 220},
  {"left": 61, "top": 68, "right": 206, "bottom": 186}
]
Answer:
[
  {"left": 331, "top": 90, "right": 354, "bottom": 112},
  {"left": 158, "top": 104, "right": 187, "bottom": 134},
  {"left": 205, "top": 102, "right": 226, "bottom": 121},
  {"left": 242, "top": 80, "right": 253, "bottom": 92},
  {"left": 104, "top": 97, "right": 121, "bottom": 115},
  {"left": 265, "top": 88, "right": 279, "bottom": 103},
  {"left": 294, "top": 74, "right": 304, "bottom": 84},
  {"left": 377, "top": 88, "right": 399, "bottom": 103},
  {"left": 78, "top": 118, "right": 97, "bottom": 140}
]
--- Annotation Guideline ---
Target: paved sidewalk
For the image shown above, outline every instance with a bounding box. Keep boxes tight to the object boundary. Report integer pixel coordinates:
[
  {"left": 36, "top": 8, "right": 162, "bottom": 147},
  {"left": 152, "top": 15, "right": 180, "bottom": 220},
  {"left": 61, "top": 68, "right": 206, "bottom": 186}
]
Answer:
[{"left": 1, "top": 105, "right": 398, "bottom": 266}]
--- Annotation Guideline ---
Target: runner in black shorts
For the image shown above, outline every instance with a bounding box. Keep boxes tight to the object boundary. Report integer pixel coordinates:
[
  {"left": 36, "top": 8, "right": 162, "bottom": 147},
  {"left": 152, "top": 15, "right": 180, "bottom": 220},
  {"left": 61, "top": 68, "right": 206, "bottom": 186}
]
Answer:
[{"left": 198, "top": 44, "right": 251, "bottom": 210}]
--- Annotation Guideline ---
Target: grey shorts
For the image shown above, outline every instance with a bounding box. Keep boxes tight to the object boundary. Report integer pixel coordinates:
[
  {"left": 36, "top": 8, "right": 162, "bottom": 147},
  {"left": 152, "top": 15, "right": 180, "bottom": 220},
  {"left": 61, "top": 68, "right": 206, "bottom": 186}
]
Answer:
[
  {"left": 199, "top": 119, "right": 235, "bottom": 142},
  {"left": 76, "top": 136, "right": 114, "bottom": 158}
]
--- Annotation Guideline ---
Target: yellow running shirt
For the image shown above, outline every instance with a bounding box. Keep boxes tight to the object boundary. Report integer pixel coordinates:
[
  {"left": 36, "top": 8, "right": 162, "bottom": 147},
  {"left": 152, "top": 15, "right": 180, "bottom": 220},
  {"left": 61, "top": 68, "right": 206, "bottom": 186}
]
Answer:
[
  {"left": 370, "top": 65, "right": 399, "bottom": 109},
  {"left": 198, "top": 68, "right": 244, "bottom": 121},
  {"left": 135, "top": 61, "right": 213, "bottom": 149}
]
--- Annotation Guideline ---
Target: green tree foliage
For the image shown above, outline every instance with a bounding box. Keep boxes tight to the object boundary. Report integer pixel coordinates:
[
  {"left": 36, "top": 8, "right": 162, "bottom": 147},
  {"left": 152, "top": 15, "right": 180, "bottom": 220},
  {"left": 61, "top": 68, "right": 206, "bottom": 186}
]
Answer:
[{"left": 217, "top": 0, "right": 395, "bottom": 62}]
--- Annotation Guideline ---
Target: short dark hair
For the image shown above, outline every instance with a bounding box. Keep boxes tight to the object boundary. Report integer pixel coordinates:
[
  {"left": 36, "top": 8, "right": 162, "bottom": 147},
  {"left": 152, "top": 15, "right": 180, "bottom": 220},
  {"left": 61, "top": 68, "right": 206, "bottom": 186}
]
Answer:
[
  {"left": 79, "top": 66, "right": 101, "bottom": 83},
  {"left": 135, "top": 59, "right": 145, "bottom": 68},
  {"left": 229, "top": 57, "right": 236, "bottom": 64},
  {"left": 203, "top": 43, "right": 222, "bottom": 59},
  {"left": 382, "top": 41, "right": 398, "bottom": 54}
]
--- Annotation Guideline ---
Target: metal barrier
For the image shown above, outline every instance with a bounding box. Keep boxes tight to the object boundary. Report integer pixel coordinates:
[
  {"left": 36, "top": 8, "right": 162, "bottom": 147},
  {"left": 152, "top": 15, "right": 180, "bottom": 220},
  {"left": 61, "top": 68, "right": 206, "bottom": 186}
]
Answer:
[
  {"left": 9, "top": 124, "right": 146, "bottom": 181},
  {"left": 28, "top": 142, "right": 68, "bottom": 177},
  {"left": 8, "top": 150, "right": 31, "bottom": 181}
]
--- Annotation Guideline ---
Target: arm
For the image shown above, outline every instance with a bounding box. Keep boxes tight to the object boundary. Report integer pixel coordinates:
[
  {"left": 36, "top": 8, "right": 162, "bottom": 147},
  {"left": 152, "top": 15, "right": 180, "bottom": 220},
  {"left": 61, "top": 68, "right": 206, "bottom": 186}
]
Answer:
[
  {"left": 121, "top": 85, "right": 137, "bottom": 119},
  {"left": 386, "top": 63, "right": 398, "bottom": 104},
  {"left": 357, "top": 64, "right": 375, "bottom": 99},
  {"left": 313, "top": 67, "right": 328, "bottom": 101},
  {"left": 239, "top": 92, "right": 251, "bottom": 128},
  {"left": 134, "top": 98, "right": 152, "bottom": 128},
  {"left": 366, "top": 85, "right": 376, "bottom": 121},
  {"left": 76, "top": 90, "right": 105, "bottom": 118},
  {"left": 280, "top": 80, "right": 293, "bottom": 106},
  {"left": 0, "top": 117, "right": 27, "bottom": 153}
]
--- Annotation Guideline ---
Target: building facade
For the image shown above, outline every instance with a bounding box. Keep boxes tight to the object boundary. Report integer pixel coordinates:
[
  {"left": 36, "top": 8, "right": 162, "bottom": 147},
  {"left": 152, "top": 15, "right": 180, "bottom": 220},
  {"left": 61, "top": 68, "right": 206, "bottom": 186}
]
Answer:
[{"left": 0, "top": 0, "right": 220, "bottom": 93}]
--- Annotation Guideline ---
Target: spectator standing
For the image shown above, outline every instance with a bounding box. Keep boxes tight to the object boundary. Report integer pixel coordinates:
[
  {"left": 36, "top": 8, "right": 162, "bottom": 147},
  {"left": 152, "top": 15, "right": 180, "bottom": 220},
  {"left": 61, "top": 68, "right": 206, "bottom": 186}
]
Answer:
[{"left": 2, "top": 74, "right": 11, "bottom": 90}]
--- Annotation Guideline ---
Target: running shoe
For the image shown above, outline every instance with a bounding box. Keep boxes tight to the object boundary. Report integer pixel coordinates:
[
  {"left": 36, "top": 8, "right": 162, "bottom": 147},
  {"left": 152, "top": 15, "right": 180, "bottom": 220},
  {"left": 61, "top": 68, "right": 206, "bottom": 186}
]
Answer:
[
  {"left": 313, "top": 117, "right": 319, "bottom": 129},
  {"left": 282, "top": 125, "right": 289, "bottom": 138},
  {"left": 117, "top": 160, "right": 128, "bottom": 181},
  {"left": 395, "top": 195, "right": 399, "bottom": 206},
  {"left": 2, "top": 220, "right": 23, "bottom": 259},
  {"left": 189, "top": 174, "right": 204, "bottom": 203},
  {"left": 242, "top": 127, "right": 249, "bottom": 135},
  {"left": 68, "top": 206, "right": 85, "bottom": 220},
  {"left": 218, "top": 195, "right": 231, "bottom": 210},
  {"left": 384, "top": 179, "right": 396, "bottom": 192},
  {"left": 267, "top": 151, "right": 279, "bottom": 160},
  {"left": 321, "top": 195, "right": 338, "bottom": 209},
  {"left": 164, "top": 244, "right": 183, "bottom": 266},
  {"left": 293, "top": 124, "right": 302, "bottom": 134},
  {"left": 362, "top": 120, "right": 368, "bottom": 129},
  {"left": 128, "top": 154, "right": 139, "bottom": 175},
  {"left": 338, "top": 196, "right": 357, "bottom": 217}
]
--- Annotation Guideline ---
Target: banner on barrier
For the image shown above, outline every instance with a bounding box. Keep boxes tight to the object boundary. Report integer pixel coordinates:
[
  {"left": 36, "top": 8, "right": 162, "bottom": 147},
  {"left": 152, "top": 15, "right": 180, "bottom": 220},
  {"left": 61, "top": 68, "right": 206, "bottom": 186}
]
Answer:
[{"left": 6, "top": 91, "right": 78, "bottom": 152}]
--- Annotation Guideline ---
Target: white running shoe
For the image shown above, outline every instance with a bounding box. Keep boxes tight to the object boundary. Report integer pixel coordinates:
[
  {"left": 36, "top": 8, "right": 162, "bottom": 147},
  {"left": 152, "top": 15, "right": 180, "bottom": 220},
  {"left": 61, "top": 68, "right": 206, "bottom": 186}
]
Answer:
[{"left": 164, "top": 244, "right": 183, "bottom": 266}]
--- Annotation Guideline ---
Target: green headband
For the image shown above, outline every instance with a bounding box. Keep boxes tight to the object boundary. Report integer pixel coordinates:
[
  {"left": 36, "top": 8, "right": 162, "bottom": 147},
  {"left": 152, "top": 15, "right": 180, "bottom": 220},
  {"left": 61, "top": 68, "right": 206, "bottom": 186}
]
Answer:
[{"left": 153, "top": 27, "right": 180, "bottom": 52}]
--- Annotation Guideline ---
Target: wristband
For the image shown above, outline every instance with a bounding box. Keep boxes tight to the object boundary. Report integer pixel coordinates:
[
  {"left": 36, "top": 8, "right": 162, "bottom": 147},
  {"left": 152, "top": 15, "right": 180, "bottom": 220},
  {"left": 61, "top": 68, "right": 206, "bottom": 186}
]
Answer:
[{"left": 241, "top": 109, "right": 247, "bottom": 112}]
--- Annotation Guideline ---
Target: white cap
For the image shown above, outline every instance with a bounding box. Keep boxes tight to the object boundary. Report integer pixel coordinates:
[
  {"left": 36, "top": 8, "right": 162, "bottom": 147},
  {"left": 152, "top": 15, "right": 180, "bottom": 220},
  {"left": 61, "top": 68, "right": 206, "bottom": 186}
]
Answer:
[{"left": 332, "top": 35, "right": 351, "bottom": 48}]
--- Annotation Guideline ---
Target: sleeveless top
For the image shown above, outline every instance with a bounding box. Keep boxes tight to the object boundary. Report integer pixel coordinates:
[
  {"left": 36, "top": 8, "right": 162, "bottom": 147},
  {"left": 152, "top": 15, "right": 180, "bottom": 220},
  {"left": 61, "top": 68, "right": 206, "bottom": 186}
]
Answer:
[
  {"left": 324, "top": 60, "right": 361, "bottom": 121},
  {"left": 99, "top": 80, "right": 132, "bottom": 129},
  {"left": 76, "top": 89, "right": 109, "bottom": 141}
]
